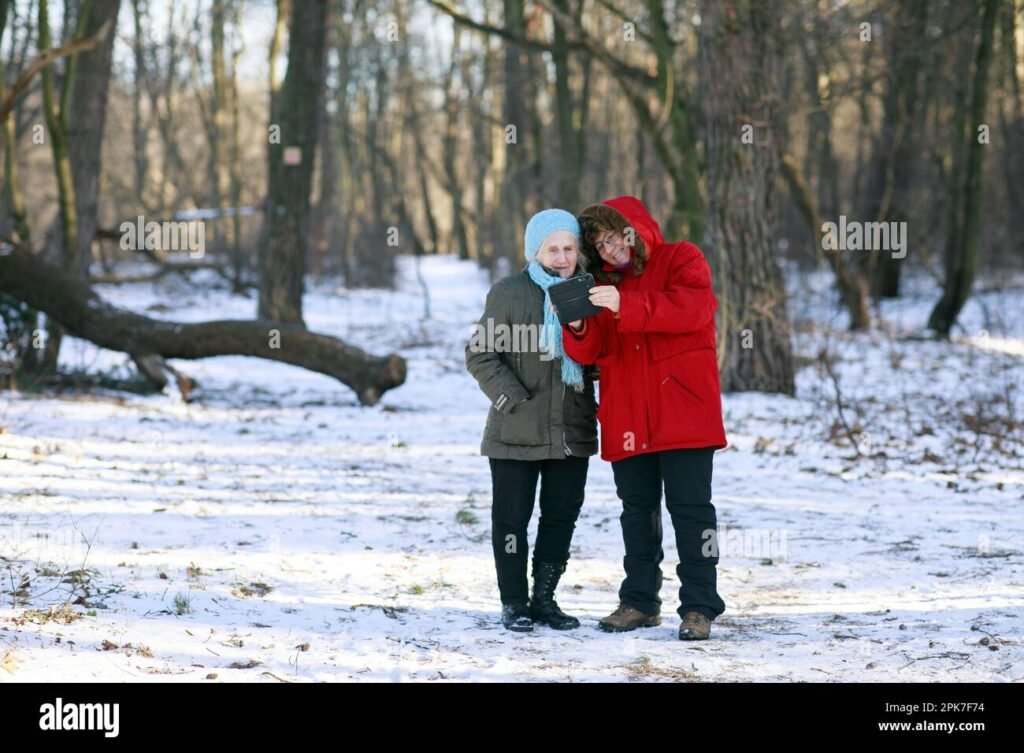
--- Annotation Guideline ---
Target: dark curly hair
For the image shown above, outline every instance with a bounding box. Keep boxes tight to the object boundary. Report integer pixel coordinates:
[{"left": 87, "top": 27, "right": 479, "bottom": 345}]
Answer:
[{"left": 577, "top": 203, "right": 648, "bottom": 283}]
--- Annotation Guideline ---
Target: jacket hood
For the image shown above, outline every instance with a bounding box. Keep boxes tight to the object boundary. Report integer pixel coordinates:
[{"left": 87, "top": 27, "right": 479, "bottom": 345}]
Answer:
[{"left": 602, "top": 196, "right": 665, "bottom": 255}]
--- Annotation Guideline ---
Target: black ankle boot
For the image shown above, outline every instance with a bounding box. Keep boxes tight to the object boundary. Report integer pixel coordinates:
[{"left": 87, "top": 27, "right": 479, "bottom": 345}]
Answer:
[
  {"left": 501, "top": 601, "right": 534, "bottom": 632},
  {"left": 529, "top": 561, "right": 580, "bottom": 630}
]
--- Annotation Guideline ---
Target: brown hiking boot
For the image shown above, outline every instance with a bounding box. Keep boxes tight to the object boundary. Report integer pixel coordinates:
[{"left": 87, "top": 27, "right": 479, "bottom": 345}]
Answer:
[
  {"left": 678, "top": 611, "right": 711, "bottom": 640},
  {"left": 597, "top": 602, "right": 661, "bottom": 632}
]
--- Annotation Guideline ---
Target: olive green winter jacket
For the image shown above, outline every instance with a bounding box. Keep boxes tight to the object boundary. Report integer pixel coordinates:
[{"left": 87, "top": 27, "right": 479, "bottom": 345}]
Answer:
[{"left": 465, "top": 268, "right": 598, "bottom": 461}]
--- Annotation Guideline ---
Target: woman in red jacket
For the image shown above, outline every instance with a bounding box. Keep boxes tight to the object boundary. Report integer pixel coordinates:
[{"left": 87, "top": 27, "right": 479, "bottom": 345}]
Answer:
[{"left": 562, "top": 196, "right": 728, "bottom": 640}]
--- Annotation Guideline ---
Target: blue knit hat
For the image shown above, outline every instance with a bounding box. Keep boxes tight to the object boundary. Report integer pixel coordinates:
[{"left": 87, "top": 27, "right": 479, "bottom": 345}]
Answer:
[{"left": 524, "top": 208, "right": 581, "bottom": 262}]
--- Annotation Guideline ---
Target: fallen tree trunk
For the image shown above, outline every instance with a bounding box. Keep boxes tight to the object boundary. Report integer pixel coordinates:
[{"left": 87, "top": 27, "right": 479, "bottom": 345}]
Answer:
[{"left": 0, "top": 245, "right": 406, "bottom": 405}]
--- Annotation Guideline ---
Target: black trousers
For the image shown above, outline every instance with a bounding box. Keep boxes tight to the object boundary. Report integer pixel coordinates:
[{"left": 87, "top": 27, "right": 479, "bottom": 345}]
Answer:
[
  {"left": 611, "top": 447, "right": 726, "bottom": 621},
  {"left": 489, "top": 456, "right": 589, "bottom": 604}
]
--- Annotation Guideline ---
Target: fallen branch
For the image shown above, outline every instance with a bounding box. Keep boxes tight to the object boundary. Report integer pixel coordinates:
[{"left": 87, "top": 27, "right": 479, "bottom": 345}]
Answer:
[{"left": 0, "top": 245, "right": 406, "bottom": 405}]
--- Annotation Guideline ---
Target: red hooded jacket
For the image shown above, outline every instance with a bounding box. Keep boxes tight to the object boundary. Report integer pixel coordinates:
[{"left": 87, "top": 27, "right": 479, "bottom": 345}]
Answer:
[{"left": 562, "top": 196, "right": 728, "bottom": 462}]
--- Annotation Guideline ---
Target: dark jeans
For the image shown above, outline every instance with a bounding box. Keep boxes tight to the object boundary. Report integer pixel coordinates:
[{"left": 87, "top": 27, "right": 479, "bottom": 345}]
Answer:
[
  {"left": 611, "top": 447, "right": 726, "bottom": 621},
  {"left": 489, "top": 456, "right": 589, "bottom": 604}
]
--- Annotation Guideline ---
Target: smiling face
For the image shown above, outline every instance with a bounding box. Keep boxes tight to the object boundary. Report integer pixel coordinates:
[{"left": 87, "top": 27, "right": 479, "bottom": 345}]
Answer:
[
  {"left": 578, "top": 203, "right": 648, "bottom": 283},
  {"left": 534, "top": 230, "right": 579, "bottom": 279},
  {"left": 593, "top": 229, "right": 630, "bottom": 267}
]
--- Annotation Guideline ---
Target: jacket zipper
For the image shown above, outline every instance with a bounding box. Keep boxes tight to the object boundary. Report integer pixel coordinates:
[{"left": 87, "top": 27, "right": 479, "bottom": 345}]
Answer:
[{"left": 638, "top": 287, "right": 651, "bottom": 450}]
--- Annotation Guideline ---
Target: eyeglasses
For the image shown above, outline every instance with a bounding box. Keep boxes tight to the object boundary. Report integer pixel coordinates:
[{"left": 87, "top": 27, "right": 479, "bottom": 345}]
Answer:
[{"left": 594, "top": 232, "right": 622, "bottom": 254}]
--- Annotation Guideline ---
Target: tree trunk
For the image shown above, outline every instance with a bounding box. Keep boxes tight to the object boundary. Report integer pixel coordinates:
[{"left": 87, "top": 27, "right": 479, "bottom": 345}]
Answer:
[
  {"left": 38, "top": 0, "right": 81, "bottom": 371},
  {"left": 0, "top": 0, "right": 39, "bottom": 372},
  {"left": 779, "top": 153, "right": 870, "bottom": 330},
  {"left": 268, "top": 0, "right": 290, "bottom": 122},
  {"left": 649, "top": 0, "right": 702, "bottom": 240},
  {"left": 228, "top": 0, "right": 245, "bottom": 288},
  {"left": 498, "top": 0, "right": 532, "bottom": 268},
  {"left": 700, "top": 0, "right": 795, "bottom": 395},
  {"left": 442, "top": 22, "right": 469, "bottom": 259},
  {"left": 143, "top": 4, "right": 193, "bottom": 215},
  {"left": 131, "top": 0, "right": 149, "bottom": 209},
  {"left": 850, "top": 37, "right": 873, "bottom": 219},
  {"left": 928, "top": 0, "right": 1000, "bottom": 336},
  {"left": 550, "top": 0, "right": 580, "bottom": 210},
  {"left": 36, "top": 0, "right": 121, "bottom": 371},
  {"left": 467, "top": 12, "right": 494, "bottom": 263},
  {"left": 257, "top": 0, "right": 328, "bottom": 324},
  {"left": 332, "top": 3, "right": 355, "bottom": 283},
  {"left": 310, "top": 1, "right": 337, "bottom": 277},
  {"left": 207, "top": 0, "right": 226, "bottom": 248},
  {"left": 998, "top": 0, "right": 1024, "bottom": 257},
  {"left": 862, "top": 0, "right": 928, "bottom": 299}
]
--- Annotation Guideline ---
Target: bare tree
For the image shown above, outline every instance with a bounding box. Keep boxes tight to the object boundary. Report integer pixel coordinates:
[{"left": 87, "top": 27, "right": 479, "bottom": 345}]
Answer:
[
  {"left": 700, "top": 0, "right": 795, "bottom": 394},
  {"left": 257, "top": 0, "right": 329, "bottom": 324},
  {"left": 928, "top": 0, "right": 1000, "bottom": 337}
]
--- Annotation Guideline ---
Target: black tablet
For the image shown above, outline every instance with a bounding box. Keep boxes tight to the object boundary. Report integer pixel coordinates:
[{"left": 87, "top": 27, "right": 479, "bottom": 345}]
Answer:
[{"left": 548, "top": 273, "right": 605, "bottom": 326}]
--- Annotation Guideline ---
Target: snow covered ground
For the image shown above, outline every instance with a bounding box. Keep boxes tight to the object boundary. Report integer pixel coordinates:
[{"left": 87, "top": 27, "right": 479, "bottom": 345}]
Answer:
[{"left": 1, "top": 254, "right": 1021, "bottom": 682}]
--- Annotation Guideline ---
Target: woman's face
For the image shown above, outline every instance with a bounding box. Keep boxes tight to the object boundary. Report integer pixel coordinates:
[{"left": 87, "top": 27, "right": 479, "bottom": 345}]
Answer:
[
  {"left": 593, "top": 228, "right": 630, "bottom": 267},
  {"left": 535, "top": 230, "right": 579, "bottom": 279}
]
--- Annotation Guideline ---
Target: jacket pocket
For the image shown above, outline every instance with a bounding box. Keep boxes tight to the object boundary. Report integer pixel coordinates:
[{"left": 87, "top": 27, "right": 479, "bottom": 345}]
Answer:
[
  {"left": 564, "top": 385, "right": 598, "bottom": 445},
  {"left": 666, "top": 373, "right": 704, "bottom": 404},
  {"left": 499, "top": 394, "right": 546, "bottom": 446}
]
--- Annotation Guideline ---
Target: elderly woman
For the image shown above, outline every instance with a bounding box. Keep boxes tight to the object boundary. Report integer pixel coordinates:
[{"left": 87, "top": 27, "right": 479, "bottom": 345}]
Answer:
[
  {"left": 562, "top": 196, "right": 728, "bottom": 641},
  {"left": 465, "top": 209, "right": 598, "bottom": 632}
]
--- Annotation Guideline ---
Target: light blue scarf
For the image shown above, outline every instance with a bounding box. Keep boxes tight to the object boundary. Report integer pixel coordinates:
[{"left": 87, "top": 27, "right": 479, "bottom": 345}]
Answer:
[{"left": 526, "top": 260, "right": 586, "bottom": 392}]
